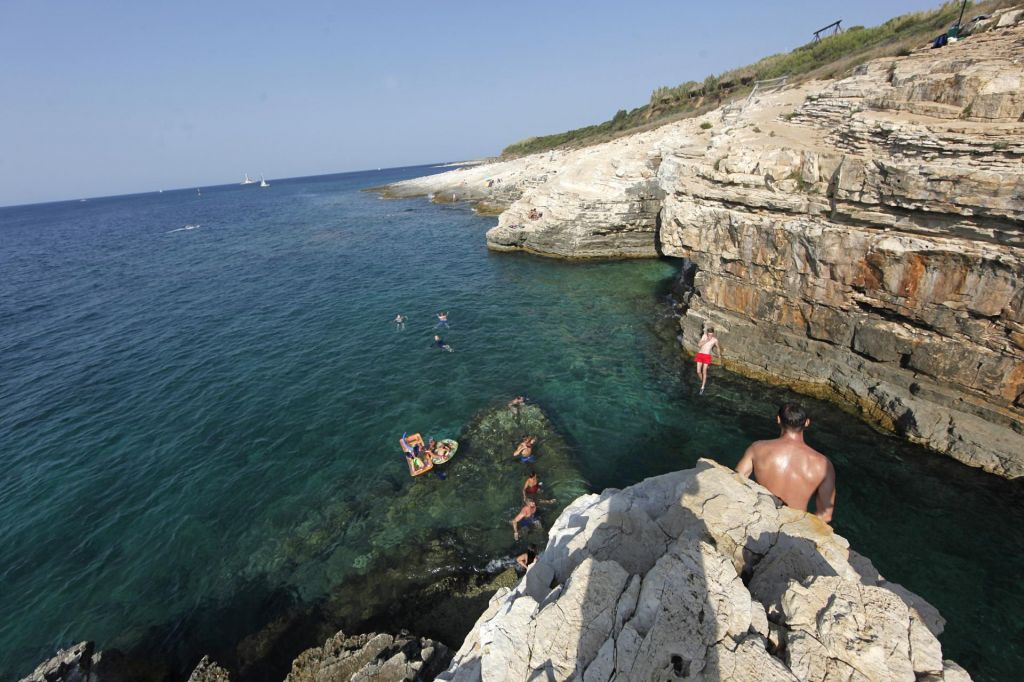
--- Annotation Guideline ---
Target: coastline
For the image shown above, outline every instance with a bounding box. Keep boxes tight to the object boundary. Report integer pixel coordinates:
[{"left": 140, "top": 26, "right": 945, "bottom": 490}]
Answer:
[{"left": 372, "top": 18, "right": 1024, "bottom": 479}]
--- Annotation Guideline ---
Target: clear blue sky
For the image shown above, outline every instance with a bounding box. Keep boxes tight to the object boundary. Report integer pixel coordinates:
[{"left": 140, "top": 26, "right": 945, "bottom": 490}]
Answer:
[{"left": 0, "top": 0, "right": 943, "bottom": 206}]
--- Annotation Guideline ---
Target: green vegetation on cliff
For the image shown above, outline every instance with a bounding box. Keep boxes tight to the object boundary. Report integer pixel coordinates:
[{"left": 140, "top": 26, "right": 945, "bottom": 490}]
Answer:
[{"left": 502, "top": 0, "right": 1012, "bottom": 157}]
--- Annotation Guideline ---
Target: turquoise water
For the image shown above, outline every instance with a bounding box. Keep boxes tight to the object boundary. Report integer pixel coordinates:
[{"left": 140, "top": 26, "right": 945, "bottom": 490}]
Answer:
[{"left": 1, "top": 167, "right": 1021, "bottom": 681}]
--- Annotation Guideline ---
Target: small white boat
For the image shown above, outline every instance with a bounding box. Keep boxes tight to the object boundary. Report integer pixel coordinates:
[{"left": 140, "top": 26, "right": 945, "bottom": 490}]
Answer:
[
  {"left": 241, "top": 173, "right": 257, "bottom": 185},
  {"left": 259, "top": 174, "right": 270, "bottom": 188}
]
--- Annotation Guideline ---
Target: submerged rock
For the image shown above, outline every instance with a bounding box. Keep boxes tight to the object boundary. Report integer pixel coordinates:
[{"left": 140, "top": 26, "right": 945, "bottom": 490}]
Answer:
[{"left": 438, "top": 460, "right": 971, "bottom": 681}]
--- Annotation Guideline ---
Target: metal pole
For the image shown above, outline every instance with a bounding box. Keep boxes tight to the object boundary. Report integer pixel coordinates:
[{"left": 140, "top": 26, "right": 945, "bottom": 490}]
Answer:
[{"left": 956, "top": 0, "right": 967, "bottom": 32}]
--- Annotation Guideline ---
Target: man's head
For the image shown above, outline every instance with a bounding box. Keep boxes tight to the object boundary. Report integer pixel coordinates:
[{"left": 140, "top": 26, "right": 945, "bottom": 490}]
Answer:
[
  {"left": 434, "top": 335, "right": 441, "bottom": 341},
  {"left": 776, "top": 403, "right": 810, "bottom": 432},
  {"left": 528, "top": 470, "right": 537, "bottom": 479},
  {"left": 706, "top": 325, "right": 715, "bottom": 335}
]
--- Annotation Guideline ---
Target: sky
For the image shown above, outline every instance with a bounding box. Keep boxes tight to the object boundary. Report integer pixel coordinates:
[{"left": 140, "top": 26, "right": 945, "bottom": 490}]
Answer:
[{"left": 0, "top": 0, "right": 945, "bottom": 206}]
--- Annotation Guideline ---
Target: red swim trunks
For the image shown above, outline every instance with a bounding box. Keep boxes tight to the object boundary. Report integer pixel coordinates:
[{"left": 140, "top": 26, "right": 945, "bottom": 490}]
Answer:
[{"left": 695, "top": 353, "right": 713, "bottom": 365}]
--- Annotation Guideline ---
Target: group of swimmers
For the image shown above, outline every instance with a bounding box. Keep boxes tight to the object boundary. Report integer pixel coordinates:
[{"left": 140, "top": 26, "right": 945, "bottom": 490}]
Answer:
[
  {"left": 393, "top": 311, "right": 455, "bottom": 352},
  {"left": 400, "top": 432, "right": 454, "bottom": 471}
]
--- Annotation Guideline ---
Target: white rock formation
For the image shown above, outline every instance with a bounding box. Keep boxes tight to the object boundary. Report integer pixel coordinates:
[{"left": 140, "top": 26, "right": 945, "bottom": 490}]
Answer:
[{"left": 437, "top": 460, "right": 970, "bottom": 682}]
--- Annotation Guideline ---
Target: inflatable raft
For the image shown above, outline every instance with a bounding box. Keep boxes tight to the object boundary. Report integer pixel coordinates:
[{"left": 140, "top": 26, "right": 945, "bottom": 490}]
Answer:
[
  {"left": 430, "top": 438, "right": 459, "bottom": 464},
  {"left": 400, "top": 433, "right": 433, "bottom": 477}
]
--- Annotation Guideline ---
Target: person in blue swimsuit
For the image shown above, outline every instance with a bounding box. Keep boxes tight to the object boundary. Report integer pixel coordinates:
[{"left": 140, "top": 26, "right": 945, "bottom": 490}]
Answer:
[
  {"left": 433, "top": 335, "right": 453, "bottom": 352},
  {"left": 436, "top": 311, "right": 450, "bottom": 328},
  {"left": 512, "top": 499, "right": 541, "bottom": 541}
]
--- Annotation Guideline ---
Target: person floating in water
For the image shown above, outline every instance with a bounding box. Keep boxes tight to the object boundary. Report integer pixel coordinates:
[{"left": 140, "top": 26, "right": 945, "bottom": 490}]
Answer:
[
  {"left": 694, "top": 326, "right": 720, "bottom": 395},
  {"left": 436, "top": 311, "right": 450, "bottom": 328},
  {"left": 735, "top": 403, "right": 836, "bottom": 523},
  {"left": 512, "top": 499, "right": 541, "bottom": 541},
  {"left": 512, "top": 436, "right": 537, "bottom": 461},
  {"left": 516, "top": 543, "right": 539, "bottom": 569},
  {"left": 400, "top": 433, "right": 431, "bottom": 471},
  {"left": 393, "top": 313, "right": 406, "bottom": 329},
  {"left": 522, "top": 471, "right": 556, "bottom": 505},
  {"left": 433, "top": 335, "right": 453, "bottom": 352}
]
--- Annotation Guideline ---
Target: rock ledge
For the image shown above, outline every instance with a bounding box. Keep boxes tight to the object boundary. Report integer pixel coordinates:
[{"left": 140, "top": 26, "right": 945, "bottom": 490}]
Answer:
[{"left": 438, "top": 460, "right": 971, "bottom": 682}]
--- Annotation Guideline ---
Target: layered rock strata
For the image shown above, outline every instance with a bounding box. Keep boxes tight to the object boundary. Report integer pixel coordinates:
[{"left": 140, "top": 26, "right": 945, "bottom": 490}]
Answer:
[
  {"left": 381, "top": 16, "right": 1024, "bottom": 477},
  {"left": 438, "top": 460, "right": 971, "bottom": 681},
  {"left": 659, "top": 23, "right": 1024, "bottom": 478}
]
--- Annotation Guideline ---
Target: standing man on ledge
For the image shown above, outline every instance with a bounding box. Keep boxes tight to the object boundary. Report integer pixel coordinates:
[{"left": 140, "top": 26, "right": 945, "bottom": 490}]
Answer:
[{"left": 735, "top": 403, "right": 836, "bottom": 523}]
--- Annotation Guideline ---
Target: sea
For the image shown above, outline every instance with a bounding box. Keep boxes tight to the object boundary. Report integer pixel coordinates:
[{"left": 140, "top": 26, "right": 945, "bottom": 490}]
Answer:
[{"left": 1, "top": 166, "right": 1021, "bottom": 681}]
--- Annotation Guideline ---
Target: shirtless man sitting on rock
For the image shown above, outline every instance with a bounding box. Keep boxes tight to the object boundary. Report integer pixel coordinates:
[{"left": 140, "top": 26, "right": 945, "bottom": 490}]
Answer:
[{"left": 735, "top": 403, "right": 836, "bottom": 523}]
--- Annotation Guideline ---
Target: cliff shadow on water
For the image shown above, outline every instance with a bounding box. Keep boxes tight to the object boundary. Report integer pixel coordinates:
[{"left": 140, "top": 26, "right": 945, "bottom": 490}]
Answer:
[
  {"left": 126, "top": 401, "right": 590, "bottom": 682},
  {"left": 441, "top": 461, "right": 968, "bottom": 681}
]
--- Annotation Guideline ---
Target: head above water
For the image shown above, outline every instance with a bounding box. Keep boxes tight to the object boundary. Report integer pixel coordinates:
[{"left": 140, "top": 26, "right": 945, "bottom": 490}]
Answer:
[{"left": 776, "top": 402, "right": 810, "bottom": 432}]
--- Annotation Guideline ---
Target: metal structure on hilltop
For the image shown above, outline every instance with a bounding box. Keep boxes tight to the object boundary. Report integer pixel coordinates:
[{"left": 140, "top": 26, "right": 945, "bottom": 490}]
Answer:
[{"left": 812, "top": 20, "right": 842, "bottom": 42}]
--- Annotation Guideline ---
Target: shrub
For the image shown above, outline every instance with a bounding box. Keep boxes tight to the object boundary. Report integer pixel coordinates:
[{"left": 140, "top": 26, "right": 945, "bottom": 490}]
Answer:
[{"left": 700, "top": 121, "right": 713, "bottom": 130}]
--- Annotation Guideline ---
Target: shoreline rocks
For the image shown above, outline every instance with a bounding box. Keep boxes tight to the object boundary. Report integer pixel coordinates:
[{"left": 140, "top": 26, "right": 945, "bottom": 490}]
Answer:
[
  {"left": 375, "top": 17, "right": 1024, "bottom": 478},
  {"left": 438, "top": 459, "right": 971, "bottom": 681}
]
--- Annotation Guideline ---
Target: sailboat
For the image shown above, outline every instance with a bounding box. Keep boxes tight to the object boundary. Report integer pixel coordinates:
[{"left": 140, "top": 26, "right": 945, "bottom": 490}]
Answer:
[
  {"left": 241, "top": 173, "right": 257, "bottom": 185},
  {"left": 259, "top": 174, "right": 270, "bottom": 188}
]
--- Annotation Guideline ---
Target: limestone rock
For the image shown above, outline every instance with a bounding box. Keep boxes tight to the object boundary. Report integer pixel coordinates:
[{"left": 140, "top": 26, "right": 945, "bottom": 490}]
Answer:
[
  {"left": 379, "top": 20, "right": 1024, "bottom": 477},
  {"left": 437, "top": 460, "right": 970, "bottom": 681},
  {"left": 285, "top": 630, "right": 451, "bottom": 682},
  {"left": 187, "top": 656, "right": 231, "bottom": 682}
]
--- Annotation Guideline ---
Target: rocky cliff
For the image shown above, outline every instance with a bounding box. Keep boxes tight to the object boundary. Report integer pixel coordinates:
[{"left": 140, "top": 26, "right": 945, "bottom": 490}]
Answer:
[
  {"left": 379, "top": 13, "right": 1024, "bottom": 477},
  {"left": 438, "top": 459, "right": 971, "bottom": 682}
]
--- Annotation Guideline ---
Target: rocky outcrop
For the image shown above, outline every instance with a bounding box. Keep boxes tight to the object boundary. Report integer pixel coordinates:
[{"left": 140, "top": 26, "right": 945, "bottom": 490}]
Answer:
[
  {"left": 380, "top": 17, "right": 1024, "bottom": 477},
  {"left": 438, "top": 459, "right": 970, "bottom": 681},
  {"left": 659, "top": 23, "right": 1024, "bottom": 478},
  {"left": 18, "top": 641, "right": 166, "bottom": 682},
  {"left": 285, "top": 631, "right": 451, "bottom": 682}
]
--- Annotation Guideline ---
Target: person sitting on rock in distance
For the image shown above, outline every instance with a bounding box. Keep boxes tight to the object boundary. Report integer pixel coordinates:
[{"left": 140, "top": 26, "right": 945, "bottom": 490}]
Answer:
[
  {"left": 516, "top": 543, "right": 539, "bottom": 569},
  {"left": 512, "top": 436, "right": 537, "bottom": 461},
  {"left": 508, "top": 395, "right": 526, "bottom": 413},
  {"left": 512, "top": 499, "right": 541, "bottom": 541},
  {"left": 735, "top": 403, "right": 836, "bottom": 523}
]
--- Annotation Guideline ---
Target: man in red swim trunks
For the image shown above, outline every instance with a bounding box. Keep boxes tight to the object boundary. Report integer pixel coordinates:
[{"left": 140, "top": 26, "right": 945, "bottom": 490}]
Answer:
[{"left": 694, "top": 326, "right": 719, "bottom": 395}]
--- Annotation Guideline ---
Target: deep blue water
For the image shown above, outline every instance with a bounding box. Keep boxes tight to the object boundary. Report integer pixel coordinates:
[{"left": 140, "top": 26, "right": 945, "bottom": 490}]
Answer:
[{"left": 1, "top": 167, "right": 1021, "bottom": 681}]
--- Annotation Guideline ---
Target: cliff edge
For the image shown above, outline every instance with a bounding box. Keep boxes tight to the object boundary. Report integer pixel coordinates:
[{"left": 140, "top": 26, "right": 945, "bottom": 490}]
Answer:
[
  {"left": 437, "top": 459, "right": 971, "bottom": 682},
  {"left": 378, "top": 13, "right": 1024, "bottom": 477}
]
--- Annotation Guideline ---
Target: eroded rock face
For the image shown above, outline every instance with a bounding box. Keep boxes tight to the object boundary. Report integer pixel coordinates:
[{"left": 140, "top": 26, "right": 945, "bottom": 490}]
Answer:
[
  {"left": 381, "top": 17, "right": 1024, "bottom": 477},
  {"left": 659, "top": 23, "right": 1024, "bottom": 478},
  {"left": 438, "top": 460, "right": 970, "bottom": 681}
]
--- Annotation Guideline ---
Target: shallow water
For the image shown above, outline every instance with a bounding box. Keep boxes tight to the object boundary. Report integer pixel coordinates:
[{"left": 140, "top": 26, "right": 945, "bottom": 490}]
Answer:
[{"left": 1, "top": 167, "right": 1020, "bottom": 681}]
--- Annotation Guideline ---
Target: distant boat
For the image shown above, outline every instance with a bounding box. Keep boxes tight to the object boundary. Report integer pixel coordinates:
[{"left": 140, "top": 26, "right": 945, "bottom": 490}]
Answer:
[
  {"left": 259, "top": 174, "right": 270, "bottom": 188},
  {"left": 241, "top": 173, "right": 257, "bottom": 185}
]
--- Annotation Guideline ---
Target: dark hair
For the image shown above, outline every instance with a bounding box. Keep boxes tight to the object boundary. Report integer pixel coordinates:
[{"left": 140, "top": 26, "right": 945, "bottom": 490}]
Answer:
[
  {"left": 706, "top": 325, "right": 715, "bottom": 334},
  {"left": 529, "top": 471, "right": 537, "bottom": 478},
  {"left": 778, "top": 403, "right": 808, "bottom": 431}
]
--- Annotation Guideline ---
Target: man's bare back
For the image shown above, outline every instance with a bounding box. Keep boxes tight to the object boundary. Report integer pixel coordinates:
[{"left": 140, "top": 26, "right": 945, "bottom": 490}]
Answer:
[{"left": 735, "top": 403, "right": 836, "bottom": 523}]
